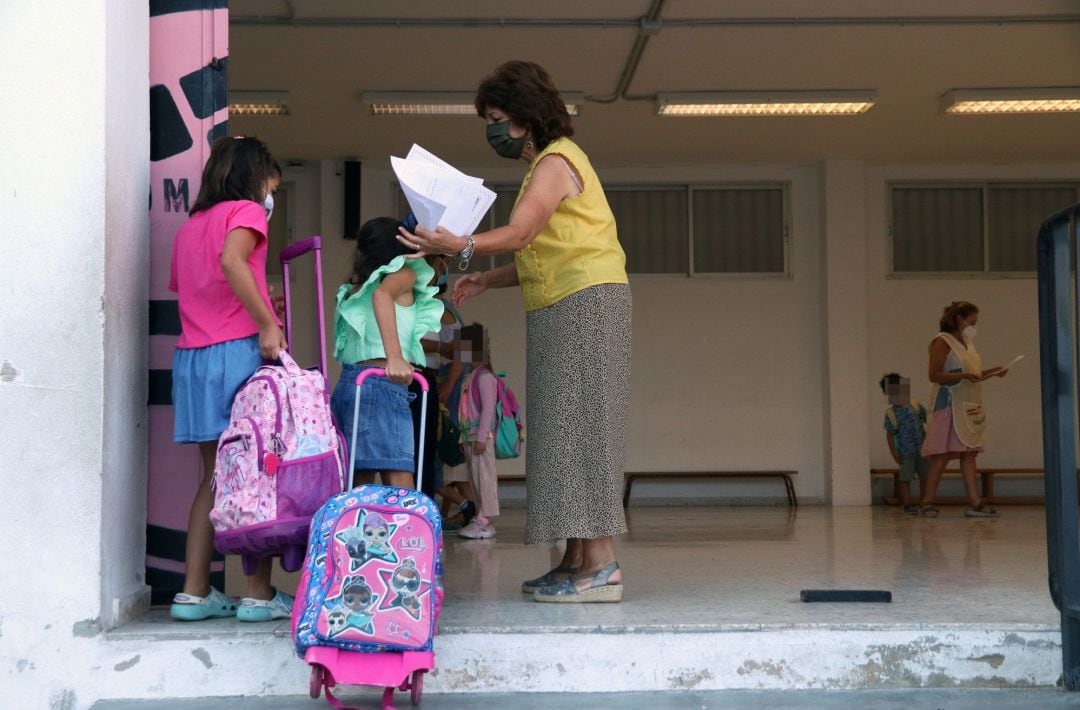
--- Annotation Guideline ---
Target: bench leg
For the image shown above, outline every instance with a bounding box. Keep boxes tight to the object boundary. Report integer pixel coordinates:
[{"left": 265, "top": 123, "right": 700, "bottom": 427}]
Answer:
[{"left": 782, "top": 475, "right": 797, "bottom": 507}]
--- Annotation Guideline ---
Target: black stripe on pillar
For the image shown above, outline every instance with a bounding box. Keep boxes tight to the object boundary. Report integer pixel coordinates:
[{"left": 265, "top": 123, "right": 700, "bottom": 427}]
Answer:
[
  {"left": 149, "top": 369, "right": 173, "bottom": 406},
  {"left": 150, "top": 0, "right": 227, "bottom": 18},
  {"left": 146, "top": 568, "right": 226, "bottom": 606},
  {"left": 146, "top": 524, "right": 224, "bottom": 563},
  {"left": 149, "top": 300, "right": 182, "bottom": 336}
]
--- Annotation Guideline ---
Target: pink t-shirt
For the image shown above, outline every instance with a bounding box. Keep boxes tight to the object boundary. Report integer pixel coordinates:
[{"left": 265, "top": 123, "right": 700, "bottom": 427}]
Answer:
[{"left": 169, "top": 200, "right": 279, "bottom": 349}]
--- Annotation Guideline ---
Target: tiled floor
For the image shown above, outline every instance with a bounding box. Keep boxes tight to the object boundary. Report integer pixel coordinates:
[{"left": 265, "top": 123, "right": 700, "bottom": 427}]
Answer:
[
  {"left": 167, "top": 504, "right": 1059, "bottom": 638},
  {"left": 435, "top": 504, "right": 1057, "bottom": 631}
]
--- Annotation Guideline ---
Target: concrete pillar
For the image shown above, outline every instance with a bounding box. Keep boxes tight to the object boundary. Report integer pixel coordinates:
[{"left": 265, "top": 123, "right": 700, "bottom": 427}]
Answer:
[
  {"left": 820, "top": 160, "right": 872, "bottom": 505},
  {"left": 0, "top": 1, "right": 149, "bottom": 707}
]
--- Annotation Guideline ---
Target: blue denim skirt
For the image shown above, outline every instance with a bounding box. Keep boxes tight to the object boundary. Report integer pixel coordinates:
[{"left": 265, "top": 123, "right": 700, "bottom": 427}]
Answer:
[
  {"left": 332, "top": 364, "right": 416, "bottom": 473},
  {"left": 172, "top": 335, "right": 262, "bottom": 444}
]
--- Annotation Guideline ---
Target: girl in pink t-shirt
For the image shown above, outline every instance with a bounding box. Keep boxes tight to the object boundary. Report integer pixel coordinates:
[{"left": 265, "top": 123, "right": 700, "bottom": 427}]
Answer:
[{"left": 168, "top": 137, "right": 291, "bottom": 622}]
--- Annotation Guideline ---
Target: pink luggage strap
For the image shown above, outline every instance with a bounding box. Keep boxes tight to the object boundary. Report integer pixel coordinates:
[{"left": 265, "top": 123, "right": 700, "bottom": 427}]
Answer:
[
  {"left": 280, "top": 236, "right": 329, "bottom": 376},
  {"left": 350, "top": 369, "right": 430, "bottom": 491}
]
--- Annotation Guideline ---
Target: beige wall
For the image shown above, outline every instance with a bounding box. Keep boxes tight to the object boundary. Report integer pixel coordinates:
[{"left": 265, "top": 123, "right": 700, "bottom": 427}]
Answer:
[{"left": 274, "top": 158, "right": 1079, "bottom": 506}]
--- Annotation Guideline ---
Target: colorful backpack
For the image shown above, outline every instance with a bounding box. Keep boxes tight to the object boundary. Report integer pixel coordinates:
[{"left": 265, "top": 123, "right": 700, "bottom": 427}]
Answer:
[
  {"left": 210, "top": 351, "right": 347, "bottom": 534},
  {"left": 460, "top": 366, "right": 525, "bottom": 460},
  {"left": 292, "top": 485, "right": 444, "bottom": 655}
]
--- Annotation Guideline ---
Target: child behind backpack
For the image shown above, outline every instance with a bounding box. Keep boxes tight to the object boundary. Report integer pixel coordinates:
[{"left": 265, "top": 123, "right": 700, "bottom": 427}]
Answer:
[
  {"left": 456, "top": 323, "right": 502, "bottom": 539},
  {"left": 880, "top": 372, "right": 929, "bottom": 515},
  {"left": 330, "top": 217, "right": 444, "bottom": 489},
  {"left": 169, "top": 136, "right": 293, "bottom": 622}
]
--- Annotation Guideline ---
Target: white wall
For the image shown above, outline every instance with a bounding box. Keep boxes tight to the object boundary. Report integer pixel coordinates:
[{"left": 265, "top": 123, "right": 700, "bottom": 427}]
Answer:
[{"left": 0, "top": 1, "right": 149, "bottom": 708}]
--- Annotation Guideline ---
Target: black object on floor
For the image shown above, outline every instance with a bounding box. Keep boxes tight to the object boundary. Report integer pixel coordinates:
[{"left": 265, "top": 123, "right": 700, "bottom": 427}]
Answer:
[{"left": 800, "top": 589, "right": 892, "bottom": 603}]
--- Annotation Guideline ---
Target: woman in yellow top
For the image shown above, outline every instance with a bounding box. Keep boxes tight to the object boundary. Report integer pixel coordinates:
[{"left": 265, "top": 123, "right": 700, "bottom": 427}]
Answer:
[
  {"left": 399, "top": 60, "right": 630, "bottom": 603},
  {"left": 917, "top": 301, "right": 1009, "bottom": 518}
]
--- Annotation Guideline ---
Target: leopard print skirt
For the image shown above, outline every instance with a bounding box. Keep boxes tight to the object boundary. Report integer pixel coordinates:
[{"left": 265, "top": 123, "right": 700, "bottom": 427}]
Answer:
[{"left": 524, "top": 283, "right": 632, "bottom": 545}]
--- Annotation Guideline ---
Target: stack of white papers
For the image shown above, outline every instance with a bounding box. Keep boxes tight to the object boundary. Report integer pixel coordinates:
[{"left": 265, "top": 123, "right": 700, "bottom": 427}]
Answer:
[{"left": 391, "top": 144, "right": 497, "bottom": 236}]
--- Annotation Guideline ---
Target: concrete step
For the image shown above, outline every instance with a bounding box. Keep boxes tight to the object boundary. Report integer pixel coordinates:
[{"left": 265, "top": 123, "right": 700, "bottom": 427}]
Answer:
[{"left": 98, "top": 613, "right": 1061, "bottom": 701}]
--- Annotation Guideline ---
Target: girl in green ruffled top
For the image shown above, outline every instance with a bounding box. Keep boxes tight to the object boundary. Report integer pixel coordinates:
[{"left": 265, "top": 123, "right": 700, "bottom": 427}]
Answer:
[{"left": 330, "top": 217, "right": 444, "bottom": 489}]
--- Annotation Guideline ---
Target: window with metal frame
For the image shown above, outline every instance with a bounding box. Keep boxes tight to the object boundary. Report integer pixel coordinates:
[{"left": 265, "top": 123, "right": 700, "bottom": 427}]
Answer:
[
  {"left": 398, "top": 182, "right": 791, "bottom": 276},
  {"left": 890, "top": 183, "right": 1080, "bottom": 274}
]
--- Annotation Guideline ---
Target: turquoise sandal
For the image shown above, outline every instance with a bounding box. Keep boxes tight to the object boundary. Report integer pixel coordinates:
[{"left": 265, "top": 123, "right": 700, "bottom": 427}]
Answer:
[{"left": 170, "top": 587, "right": 237, "bottom": 621}]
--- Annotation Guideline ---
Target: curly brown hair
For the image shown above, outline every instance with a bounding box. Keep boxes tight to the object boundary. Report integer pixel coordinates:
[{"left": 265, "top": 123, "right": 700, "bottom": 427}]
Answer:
[
  {"left": 939, "top": 301, "right": 979, "bottom": 333},
  {"left": 474, "top": 60, "right": 574, "bottom": 151}
]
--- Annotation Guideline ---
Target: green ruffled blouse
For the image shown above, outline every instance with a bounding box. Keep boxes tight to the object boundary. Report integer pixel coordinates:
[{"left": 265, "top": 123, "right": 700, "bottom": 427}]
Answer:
[{"left": 333, "top": 256, "right": 444, "bottom": 366}]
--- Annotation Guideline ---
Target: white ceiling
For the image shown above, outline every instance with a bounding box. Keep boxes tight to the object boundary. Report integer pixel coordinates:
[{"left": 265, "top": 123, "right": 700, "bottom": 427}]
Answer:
[{"left": 229, "top": 0, "right": 1080, "bottom": 167}]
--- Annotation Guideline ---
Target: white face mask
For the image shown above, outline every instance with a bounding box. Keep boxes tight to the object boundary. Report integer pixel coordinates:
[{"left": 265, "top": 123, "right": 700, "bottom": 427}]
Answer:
[
  {"left": 962, "top": 325, "right": 977, "bottom": 340},
  {"left": 263, "top": 193, "right": 274, "bottom": 222}
]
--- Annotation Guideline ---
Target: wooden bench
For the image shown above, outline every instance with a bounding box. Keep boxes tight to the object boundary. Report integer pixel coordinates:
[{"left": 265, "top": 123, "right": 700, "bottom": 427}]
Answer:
[
  {"left": 622, "top": 471, "right": 798, "bottom": 508},
  {"left": 870, "top": 467, "right": 1050, "bottom": 505},
  {"left": 498, "top": 472, "right": 799, "bottom": 508}
]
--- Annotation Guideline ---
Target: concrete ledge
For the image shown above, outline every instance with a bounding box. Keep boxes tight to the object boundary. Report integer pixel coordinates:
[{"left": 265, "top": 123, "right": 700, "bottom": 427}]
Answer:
[{"left": 91, "top": 622, "right": 1062, "bottom": 702}]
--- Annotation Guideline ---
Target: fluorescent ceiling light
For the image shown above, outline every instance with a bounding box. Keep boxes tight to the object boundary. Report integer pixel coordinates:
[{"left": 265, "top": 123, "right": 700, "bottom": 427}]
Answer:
[
  {"left": 363, "top": 91, "right": 583, "bottom": 116},
  {"left": 657, "top": 91, "right": 875, "bottom": 117},
  {"left": 229, "top": 91, "right": 289, "bottom": 116},
  {"left": 942, "top": 87, "right": 1080, "bottom": 114}
]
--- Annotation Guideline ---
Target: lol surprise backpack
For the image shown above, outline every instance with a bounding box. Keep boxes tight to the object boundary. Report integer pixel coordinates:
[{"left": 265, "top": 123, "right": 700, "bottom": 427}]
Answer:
[
  {"left": 210, "top": 351, "right": 347, "bottom": 546},
  {"left": 292, "top": 485, "right": 444, "bottom": 655},
  {"left": 460, "top": 365, "right": 525, "bottom": 460}
]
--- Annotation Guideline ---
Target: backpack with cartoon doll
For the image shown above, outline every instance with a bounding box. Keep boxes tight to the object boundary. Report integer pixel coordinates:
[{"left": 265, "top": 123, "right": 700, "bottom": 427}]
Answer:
[
  {"left": 211, "top": 237, "right": 349, "bottom": 575},
  {"left": 292, "top": 369, "right": 443, "bottom": 710}
]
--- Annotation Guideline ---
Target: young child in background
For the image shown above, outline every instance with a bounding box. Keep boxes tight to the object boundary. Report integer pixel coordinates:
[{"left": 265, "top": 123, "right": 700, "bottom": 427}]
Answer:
[
  {"left": 456, "top": 323, "right": 501, "bottom": 539},
  {"left": 880, "top": 372, "right": 929, "bottom": 515},
  {"left": 422, "top": 269, "right": 478, "bottom": 530},
  {"left": 330, "top": 217, "right": 444, "bottom": 489},
  {"left": 169, "top": 136, "right": 292, "bottom": 622}
]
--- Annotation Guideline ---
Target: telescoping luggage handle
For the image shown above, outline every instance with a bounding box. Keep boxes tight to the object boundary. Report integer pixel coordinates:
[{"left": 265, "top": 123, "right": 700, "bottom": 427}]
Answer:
[
  {"left": 279, "top": 236, "right": 328, "bottom": 376},
  {"left": 350, "top": 369, "right": 430, "bottom": 492}
]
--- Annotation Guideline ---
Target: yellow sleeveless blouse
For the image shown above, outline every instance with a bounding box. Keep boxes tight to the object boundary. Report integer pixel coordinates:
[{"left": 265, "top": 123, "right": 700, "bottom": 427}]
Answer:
[{"left": 512, "top": 138, "right": 628, "bottom": 311}]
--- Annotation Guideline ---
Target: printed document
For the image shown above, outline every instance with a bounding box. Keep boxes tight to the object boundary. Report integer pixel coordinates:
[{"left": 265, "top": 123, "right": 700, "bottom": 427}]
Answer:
[{"left": 391, "top": 144, "right": 497, "bottom": 236}]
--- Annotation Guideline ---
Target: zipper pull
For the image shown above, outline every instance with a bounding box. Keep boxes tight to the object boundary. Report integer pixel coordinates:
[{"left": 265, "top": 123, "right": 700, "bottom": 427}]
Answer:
[{"left": 264, "top": 452, "right": 280, "bottom": 476}]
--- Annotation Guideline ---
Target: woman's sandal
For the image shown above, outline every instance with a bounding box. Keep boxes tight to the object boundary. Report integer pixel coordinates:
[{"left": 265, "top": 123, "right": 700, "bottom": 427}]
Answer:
[
  {"left": 521, "top": 566, "right": 578, "bottom": 594},
  {"left": 918, "top": 505, "right": 940, "bottom": 518},
  {"left": 533, "top": 562, "right": 623, "bottom": 603}
]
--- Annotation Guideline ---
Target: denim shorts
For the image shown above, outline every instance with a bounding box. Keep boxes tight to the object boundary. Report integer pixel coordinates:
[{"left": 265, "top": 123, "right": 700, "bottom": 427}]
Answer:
[
  {"left": 331, "top": 363, "right": 417, "bottom": 473},
  {"left": 172, "top": 335, "right": 262, "bottom": 444}
]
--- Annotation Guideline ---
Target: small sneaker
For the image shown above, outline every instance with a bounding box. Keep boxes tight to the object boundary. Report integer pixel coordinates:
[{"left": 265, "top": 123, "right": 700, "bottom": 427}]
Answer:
[
  {"left": 458, "top": 519, "right": 495, "bottom": 539},
  {"left": 459, "top": 500, "right": 477, "bottom": 525},
  {"left": 170, "top": 587, "right": 237, "bottom": 621},
  {"left": 237, "top": 589, "right": 295, "bottom": 622},
  {"left": 965, "top": 504, "right": 999, "bottom": 518},
  {"left": 902, "top": 504, "right": 920, "bottom": 516}
]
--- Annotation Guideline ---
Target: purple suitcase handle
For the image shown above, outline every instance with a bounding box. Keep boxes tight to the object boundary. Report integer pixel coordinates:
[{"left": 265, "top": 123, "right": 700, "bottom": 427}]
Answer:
[
  {"left": 349, "top": 370, "right": 430, "bottom": 492},
  {"left": 279, "top": 236, "right": 328, "bottom": 376}
]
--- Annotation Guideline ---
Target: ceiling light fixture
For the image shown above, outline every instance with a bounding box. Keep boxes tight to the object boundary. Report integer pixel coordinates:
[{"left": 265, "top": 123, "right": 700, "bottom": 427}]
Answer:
[
  {"left": 363, "top": 91, "right": 583, "bottom": 116},
  {"left": 941, "top": 87, "right": 1080, "bottom": 114},
  {"left": 229, "top": 91, "right": 290, "bottom": 116},
  {"left": 657, "top": 91, "right": 876, "bottom": 117}
]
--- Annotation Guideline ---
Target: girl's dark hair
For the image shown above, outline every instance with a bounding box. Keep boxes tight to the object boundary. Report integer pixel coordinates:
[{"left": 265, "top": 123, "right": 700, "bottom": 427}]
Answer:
[
  {"left": 879, "top": 372, "right": 902, "bottom": 393},
  {"left": 939, "top": 301, "right": 979, "bottom": 333},
  {"left": 347, "top": 217, "right": 411, "bottom": 293},
  {"left": 190, "top": 136, "right": 276, "bottom": 215},
  {"left": 474, "top": 60, "right": 574, "bottom": 151}
]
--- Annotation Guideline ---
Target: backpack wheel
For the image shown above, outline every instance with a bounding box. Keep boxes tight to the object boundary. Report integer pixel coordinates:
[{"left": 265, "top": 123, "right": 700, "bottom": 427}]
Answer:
[
  {"left": 410, "top": 670, "right": 424, "bottom": 705},
  {"left": 309, "top": 665, "right": 324, "bottom": 699}
]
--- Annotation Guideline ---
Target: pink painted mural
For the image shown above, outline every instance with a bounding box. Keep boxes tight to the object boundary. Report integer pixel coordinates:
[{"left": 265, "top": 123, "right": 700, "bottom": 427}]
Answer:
[{"left": 148, "top": 0, "right": 229, "bottom": 604}]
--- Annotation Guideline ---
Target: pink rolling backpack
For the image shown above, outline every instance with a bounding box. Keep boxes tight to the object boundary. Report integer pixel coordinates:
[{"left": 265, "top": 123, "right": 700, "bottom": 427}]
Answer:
[
  {"left": 293, "top": 370, "right": 442, "bottom": 710},
  {"left": 210, "top": 237, "right": 348, "bottom": 574}
]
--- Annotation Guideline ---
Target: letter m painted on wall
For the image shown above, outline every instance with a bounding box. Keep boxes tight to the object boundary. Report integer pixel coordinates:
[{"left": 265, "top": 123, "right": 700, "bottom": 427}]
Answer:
[{"left": 163, "top": 178, "right": 189, "bottom": 213}]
